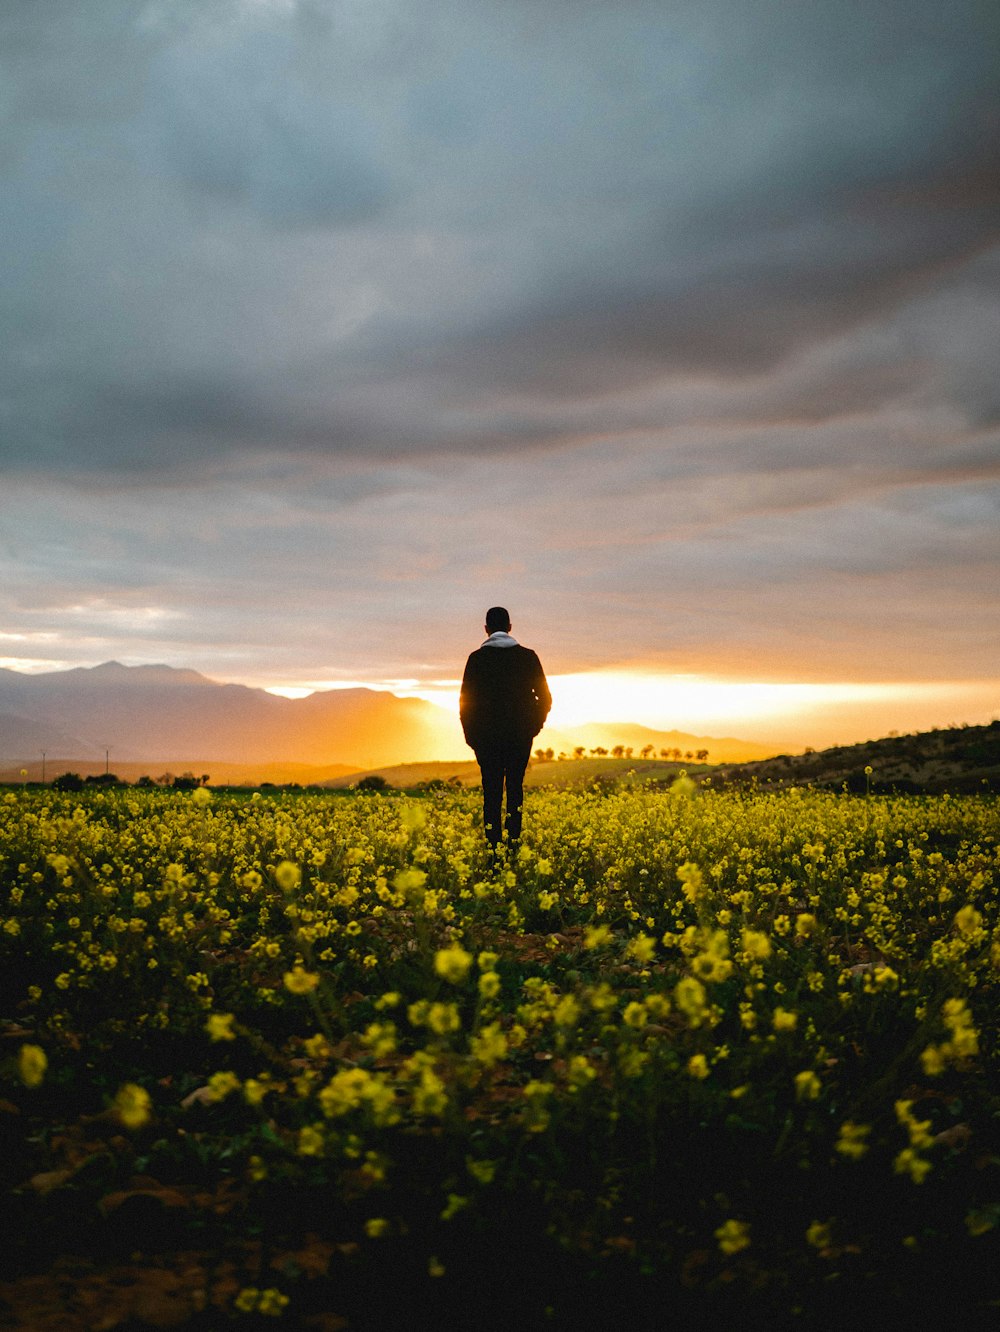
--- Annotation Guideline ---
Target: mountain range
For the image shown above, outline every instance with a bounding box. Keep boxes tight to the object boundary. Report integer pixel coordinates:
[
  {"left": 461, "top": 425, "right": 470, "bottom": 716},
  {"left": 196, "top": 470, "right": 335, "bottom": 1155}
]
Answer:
[{"left": 0, "top": 661, "right": 780, "bottom": 776}]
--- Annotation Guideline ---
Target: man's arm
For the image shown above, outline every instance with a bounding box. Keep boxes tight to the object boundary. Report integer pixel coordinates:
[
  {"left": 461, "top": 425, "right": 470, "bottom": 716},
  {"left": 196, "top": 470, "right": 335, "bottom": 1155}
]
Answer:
[
  {"left": 530, "top": 653, "right": 551, "bottom": 735},
  {"left": 459, "top": 653, "right": 481, "bottom": 749}
]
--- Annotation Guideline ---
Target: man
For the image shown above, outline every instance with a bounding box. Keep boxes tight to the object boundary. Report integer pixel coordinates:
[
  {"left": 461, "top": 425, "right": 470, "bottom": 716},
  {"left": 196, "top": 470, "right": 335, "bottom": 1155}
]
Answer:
[{"left": 460, "top": 607, "right": 551, "bottom": 853}]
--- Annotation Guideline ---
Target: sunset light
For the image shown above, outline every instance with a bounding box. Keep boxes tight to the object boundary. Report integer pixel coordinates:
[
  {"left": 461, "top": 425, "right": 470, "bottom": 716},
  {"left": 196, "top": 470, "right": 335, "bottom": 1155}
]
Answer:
[{"left": 3, "top": 6, "right": 998, "bottom": 1322}]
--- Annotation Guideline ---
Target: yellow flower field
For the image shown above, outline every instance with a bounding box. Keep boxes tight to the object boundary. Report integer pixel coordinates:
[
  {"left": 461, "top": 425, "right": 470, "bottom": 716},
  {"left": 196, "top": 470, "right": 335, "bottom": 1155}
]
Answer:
[{"left": 1, "top": 781, "right": 998, "bottom": 1327}]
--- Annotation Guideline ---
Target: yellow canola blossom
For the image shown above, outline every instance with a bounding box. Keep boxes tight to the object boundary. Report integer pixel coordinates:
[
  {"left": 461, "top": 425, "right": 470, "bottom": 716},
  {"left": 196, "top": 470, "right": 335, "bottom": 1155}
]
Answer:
[
  {"left": 283, "top": 966, "right": 320, "bottom": 995},
  {"left": 715, "top": 1219, "right": 751, "bottom": 1255},
  {"left": 434, "top": 943, "right": 473, "bottom": 984},
  {"left": 18, "top": 1043, "right": 47, "bottom": 1088},
  {"left": 113, "top": 1082, "right": 152, "bottom": 1129}
]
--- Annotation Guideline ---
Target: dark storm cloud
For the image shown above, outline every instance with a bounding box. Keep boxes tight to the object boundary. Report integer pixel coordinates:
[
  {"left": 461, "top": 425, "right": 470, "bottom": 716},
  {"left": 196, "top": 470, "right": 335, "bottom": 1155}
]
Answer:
[{"left": 2, "top": 0, "right": 998, "bottom": 476}]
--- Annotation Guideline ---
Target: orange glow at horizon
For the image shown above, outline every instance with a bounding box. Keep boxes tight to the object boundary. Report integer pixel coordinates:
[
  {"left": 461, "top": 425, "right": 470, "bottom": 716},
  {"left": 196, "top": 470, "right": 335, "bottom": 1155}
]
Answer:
[{"left": 273, "top": 671, "right": 999, "bottom": 751}]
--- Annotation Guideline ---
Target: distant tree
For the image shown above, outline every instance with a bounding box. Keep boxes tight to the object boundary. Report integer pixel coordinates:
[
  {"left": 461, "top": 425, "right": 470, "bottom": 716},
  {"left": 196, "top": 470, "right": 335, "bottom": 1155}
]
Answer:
[
  {"left": 85, "top": 772, "right": 121, "bottom": 786},
  {"left": 136, "top": 775, "right": 155, "bottom": 788},
  {"left": 611, "top": 745, "right": 625, "bottom": 759},
  {"left": 671, "top": 749, "right": 682, "bottom": 761},
  {"left": 357, "top": 774, "right": 391, "bottom": 792},
  {"left": 573, "top": 746, "right": 586, "bottom": 760},
  {"left": 695, "top": 749, "right": 709, "bottom": 762},
  {"left": 594, "top": 747, "right": 608, "bottom": 757},
  {"left": 52, "top": 772, "right": 84, "bottom": 792},
  {"left": 640, "top": 745, "right": 654, "bottom": 760},
  {"left": 624, "top": 747, "right": 634, "bottom": 760},
  {"left": 534, "top": 748, "right": 548, "bottom": 762},
  {"left": 201, "top": 774, "right": 210, "bottom": 787},
  {"left": 557, "top": 752, "right": 568, "bottom": 761},
  {"left": 684, "top": 751, "right": 694, "bottom": 761},
  {"left": 171, "top": 774, "right": 199, "bottom": 791},
  {"left": 659, "top": 748, "right": 670, "bottom": 759}
]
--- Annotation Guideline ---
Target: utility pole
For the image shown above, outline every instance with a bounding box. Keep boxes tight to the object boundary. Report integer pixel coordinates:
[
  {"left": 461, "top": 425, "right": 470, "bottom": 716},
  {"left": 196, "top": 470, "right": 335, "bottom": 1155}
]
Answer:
[
  {"left": 41, "top": 751, "right": 46, "bottom": 783},
  {"left": 105, "top": 748, "right": 110, "bottom": 776}
]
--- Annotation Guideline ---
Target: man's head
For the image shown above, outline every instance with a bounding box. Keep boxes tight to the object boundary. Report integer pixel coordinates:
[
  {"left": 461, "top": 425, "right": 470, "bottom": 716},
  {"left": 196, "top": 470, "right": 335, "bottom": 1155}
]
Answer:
[{"left": 485, "top": 606, "right": 511, "bottom": 634}]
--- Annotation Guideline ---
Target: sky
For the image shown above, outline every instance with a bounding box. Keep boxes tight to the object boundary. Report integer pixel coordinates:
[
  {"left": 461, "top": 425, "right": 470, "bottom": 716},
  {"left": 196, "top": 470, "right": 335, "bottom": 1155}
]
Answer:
[{"left": 2, "top": 0, "right": 998, "bottom": 749}]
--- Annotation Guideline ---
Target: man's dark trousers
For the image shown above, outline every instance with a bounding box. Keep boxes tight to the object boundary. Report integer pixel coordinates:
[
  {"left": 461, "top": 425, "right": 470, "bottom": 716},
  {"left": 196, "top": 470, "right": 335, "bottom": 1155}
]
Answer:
[{"left": 476, "top": 738, "right": 532, "bottom": 850}]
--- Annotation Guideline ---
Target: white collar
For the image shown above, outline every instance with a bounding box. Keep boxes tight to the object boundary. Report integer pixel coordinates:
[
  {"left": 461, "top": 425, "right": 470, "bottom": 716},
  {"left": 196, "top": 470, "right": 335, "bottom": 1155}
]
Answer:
[{"left": 481, "top": 631, "right": 519, "bottom": 648}]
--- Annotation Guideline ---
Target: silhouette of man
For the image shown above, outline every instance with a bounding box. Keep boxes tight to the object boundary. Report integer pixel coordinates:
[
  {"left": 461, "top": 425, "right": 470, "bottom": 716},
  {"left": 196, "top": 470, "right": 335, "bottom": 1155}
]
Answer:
[{"left": 460, "top": 607, "right": 551, "bottom": 853}]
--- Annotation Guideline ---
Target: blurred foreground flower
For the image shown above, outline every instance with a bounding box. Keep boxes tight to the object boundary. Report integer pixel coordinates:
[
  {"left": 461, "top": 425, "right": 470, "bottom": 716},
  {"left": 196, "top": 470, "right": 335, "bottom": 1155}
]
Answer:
[
  {"left": 114, "top": 1082, "right": 152, "bottom": 1129},
  {"left": 716, "top": 1219, "right": 751, "bottom": 1255},
  {"left": 18, "top": 1043, "right": 47, "bottom": 1088}
]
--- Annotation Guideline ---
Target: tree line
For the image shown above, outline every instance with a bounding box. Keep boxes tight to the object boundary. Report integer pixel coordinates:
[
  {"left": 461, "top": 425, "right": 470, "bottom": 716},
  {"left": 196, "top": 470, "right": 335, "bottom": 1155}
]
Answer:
[{"left": 533, "top": 745, "right": 709, "bottom": 763}]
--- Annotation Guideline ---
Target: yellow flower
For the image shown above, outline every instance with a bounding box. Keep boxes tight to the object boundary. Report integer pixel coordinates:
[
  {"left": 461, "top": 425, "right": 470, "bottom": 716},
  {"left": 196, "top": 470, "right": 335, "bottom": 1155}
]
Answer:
[
  {"left": 794, "top": 1070, "right": 821, "bottom": 1102},
  {"left": 440, "top": 1193, "right": 468, "bottom": 1221},
  {"left": 470, "top": 1021, "right": 508, "bottom": 1067},
  {"left": 566, "top": 1055, "right": 597, "bottom": 1091},
  {"left": 466, "top": 1157, "right": 498, "bottom": 1184},
  {"left": 835, "top": 1121, "right": 870, "bottom": 1160},
  {"left": 427, "top": 1002, "right": 461, "bottom": 1036},
  {"left": 806, "top": 1221, "right": 833, "bottom": 1250},
  {"left": 412, "top": 1066, "right": 448, "bottom": 1116},
  {"left": 393, "top": 868, "right": 427, "bottom": 901},
  {"left": 283, "top": 966, "right": 319, "bottom": 995},
  {"left": 741, "top": 928, "right": 772, "bottom": 961},
  {"left": 400, "top": 802, "right": 427, "bottom": 832},
  {"left": 365, "top": 1217, "right": 391, "bottom": 1238},
  {"left": 920, "top": 1044, "right": 946, "bottom": 1076},
  {"left": 795, "top": 913, "right": 817, "bottom": 938},
  {"left": 297, "top": 1125, "right": 325, "bottom": 1157},
  {"left": 715, "top": 1219, "right": 751, "bottom": 1255},
  {"left": 243, "top": 1078, "right": 268, "bottom": 1106},
  {"left": 894, "top": 1148, "right": 932, "bottom": 1184},
  {"left": 687, "top": 1053, "right": 710, "bottom": 1080},
  {"left": 478, "top": 970, "right": 501, "bottom": 1000},
  {"left": 772, "top": 1007, "right": 798, "bottom": 1033},
  {"left": 677, "top": 859, "right": 704, "bottom": 901},
  {"left": 207, "top": 1071, "right": 241, "bottom": 1102},
  {"left": 584, "top": 924, "right": 612, "bottom": 950},
  {"left": 627, "top": 933, "right": 656, "bottom": 963},
  {"left": 434, "top": 944, "right": 473, "bottom": 984},
  {"left": 205, "top": 1012, "right": 236, "bottom": 1042},
  {"left": 258, "top": 1288, "right": 290, "bottom": 1317},
  {"left": 362, "top": 1022, "right": 397, "bottom": 1058},
  {"left": 113, "top": 1082, "right": 152, "bottom": 1129},
  {"left": 954, "top": 904, "right": 983, "bottom": 935},
  {"left": 319, "top": 1068, "right": 372, "bottom": 1118},
  {"left": 274, "top": 860, "right": 301, "bottom": 892},
  {"left": 622, "top": 1001, "right": 647, "bottom": 1029},
  {"left": 18, "top": 1043, "right": 47, "bottom": 1088},
  {"left": 234, "top": 1288, "right": 260, "bottom": 1314}
]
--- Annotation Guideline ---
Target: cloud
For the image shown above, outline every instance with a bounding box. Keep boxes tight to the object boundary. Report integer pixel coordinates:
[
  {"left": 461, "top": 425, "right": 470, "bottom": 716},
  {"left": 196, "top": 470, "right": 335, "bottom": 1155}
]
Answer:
[
  {"left": 2, "top": 0, "right": 998, "bottom": 477},
  {"left": 1, "top": 0, "right": 998, "bottom": 715}
]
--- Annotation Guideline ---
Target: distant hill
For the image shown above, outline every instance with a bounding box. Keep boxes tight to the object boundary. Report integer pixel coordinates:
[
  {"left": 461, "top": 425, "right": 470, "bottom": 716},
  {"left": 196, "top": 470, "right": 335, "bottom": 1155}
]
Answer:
[
  {"left": 0, "top": 662, "right": 458, "bottom": 769},
  {"left": 0, "top": 660, "right": 783, "bottom": 778},
  {"left": 713, "top": 721, "right": 1000, "bottom": 794}
]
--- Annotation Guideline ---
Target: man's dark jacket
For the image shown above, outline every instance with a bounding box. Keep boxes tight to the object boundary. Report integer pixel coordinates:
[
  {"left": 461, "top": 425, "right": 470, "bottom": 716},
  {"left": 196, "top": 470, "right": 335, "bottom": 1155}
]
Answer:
[{"left": 460, "top": 640, "right": 551, "bottom": 752}]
